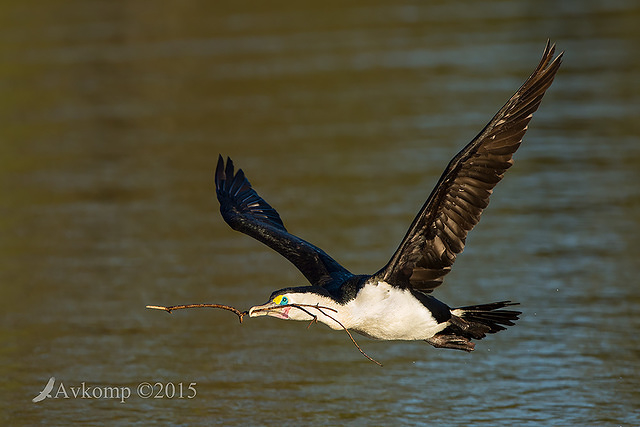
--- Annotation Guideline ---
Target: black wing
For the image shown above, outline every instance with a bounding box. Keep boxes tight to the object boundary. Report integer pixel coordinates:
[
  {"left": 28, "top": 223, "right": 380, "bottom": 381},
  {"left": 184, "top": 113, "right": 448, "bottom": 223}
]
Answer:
[
  {"left": 215, "top": 155, "right": 353, "bottom": 286},
  {"left": 373, "top": 41, "right": 563, "bottom": 292}
]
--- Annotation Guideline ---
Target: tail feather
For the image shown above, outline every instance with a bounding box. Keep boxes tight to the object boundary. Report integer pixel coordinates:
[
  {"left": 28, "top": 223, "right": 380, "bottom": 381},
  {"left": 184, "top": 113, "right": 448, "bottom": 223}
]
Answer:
[
  {"left": 452, "top": 301, "right": 521, "bottom": 336},
  {"left": 426, "top": 301, "right": 520, "bottom": 352}
]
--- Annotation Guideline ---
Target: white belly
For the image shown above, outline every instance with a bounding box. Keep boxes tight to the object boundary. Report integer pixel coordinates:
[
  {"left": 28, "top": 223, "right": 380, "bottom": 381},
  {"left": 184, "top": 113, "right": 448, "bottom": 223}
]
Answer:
[{"left": 341, "top": 281, "right": 449, "bottom": 341}]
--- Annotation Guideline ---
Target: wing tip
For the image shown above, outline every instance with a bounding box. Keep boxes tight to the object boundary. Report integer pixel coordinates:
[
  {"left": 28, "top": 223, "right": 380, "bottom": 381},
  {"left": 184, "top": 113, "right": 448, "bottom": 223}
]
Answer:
[
  {"left": 216, "top": 155, "right": 241, "bottom": 193},
  {"left": 215, "top": 154, "right": 225, "bottom": 190},
  {"left": 540, "top": 39, "right": 564, "bottom": 75},
  {"left": 543, "top": 38, "right": 564, "bottom": 60},
  {"left": 214, "top": 155, "right": 288, "bottom": 231}
]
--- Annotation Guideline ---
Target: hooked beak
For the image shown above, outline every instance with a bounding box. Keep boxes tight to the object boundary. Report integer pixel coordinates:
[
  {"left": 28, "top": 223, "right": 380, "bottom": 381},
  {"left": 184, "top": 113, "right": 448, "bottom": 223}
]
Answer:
[{"left": 249, "top": 302, "right": 291, "bottom": 319}]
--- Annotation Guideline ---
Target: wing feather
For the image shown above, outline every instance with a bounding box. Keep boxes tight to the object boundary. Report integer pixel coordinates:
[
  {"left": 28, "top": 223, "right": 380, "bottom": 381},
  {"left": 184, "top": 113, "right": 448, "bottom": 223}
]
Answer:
[
  {"left": 215, "top": 155, "right": 352, "bottom": 286},
  {"left": 373, "top": 41, "right": 563, "bottom": 291}
]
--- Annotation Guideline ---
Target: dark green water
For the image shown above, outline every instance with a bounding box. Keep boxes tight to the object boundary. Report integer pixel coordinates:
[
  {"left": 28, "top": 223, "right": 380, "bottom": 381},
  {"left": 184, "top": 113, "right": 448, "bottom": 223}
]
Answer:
[{"left": 1, "top": 1, "right": 639, "bottom": 425}]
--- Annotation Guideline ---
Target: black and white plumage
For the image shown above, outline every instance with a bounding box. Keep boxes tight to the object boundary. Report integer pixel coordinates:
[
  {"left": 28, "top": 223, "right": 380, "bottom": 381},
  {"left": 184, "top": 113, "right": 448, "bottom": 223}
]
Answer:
[{"left": 214, "top": 42, "right": 562, "bottom": 352}]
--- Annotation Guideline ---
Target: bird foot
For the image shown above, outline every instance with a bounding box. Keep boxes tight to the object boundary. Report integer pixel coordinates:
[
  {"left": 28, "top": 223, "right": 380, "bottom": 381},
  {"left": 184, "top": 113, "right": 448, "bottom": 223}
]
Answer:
[{"left": 426, "top": 334, "right": 475, "bottom": 352}]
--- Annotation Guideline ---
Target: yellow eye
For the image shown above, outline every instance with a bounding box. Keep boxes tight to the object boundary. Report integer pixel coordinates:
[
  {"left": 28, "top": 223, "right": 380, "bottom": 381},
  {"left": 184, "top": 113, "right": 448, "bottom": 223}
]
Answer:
[{"left": 273, "top": 295, "right": 289, "bottom": 305}]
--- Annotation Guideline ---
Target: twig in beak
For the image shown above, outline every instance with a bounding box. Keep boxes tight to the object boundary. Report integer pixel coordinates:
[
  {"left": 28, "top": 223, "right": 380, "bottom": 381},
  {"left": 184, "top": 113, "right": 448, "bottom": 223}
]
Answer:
[
  {"left": 146, "top": 302, "right": 382, "bottom": 366},
  {"left": 280, "top": 304, "right": 383, "bottom": 367},
  {"left": 307, "top": 305, "right": 383, "bottom": 367},
  {"left": 146, "top": 304, "right": 248, "bottom": 324}
]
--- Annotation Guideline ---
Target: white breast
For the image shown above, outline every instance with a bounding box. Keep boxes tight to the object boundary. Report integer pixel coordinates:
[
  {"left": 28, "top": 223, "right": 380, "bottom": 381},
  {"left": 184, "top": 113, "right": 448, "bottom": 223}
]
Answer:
[{"left": 339, "top": 281, "right": 449, "bottom": 341}]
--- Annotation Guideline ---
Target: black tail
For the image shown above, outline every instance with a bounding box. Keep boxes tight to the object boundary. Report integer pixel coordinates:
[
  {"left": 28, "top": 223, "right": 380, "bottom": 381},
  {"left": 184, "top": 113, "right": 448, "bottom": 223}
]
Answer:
[
  {"left": 453, "top": 301, "right": 521, "bottom": 336},
  {"left": 425, "top": 301, "right": 520, "bottom": 352}
]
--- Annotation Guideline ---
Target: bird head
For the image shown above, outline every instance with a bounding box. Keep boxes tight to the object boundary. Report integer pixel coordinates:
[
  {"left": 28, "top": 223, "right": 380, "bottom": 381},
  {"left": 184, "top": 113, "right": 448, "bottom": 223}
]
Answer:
[
  {"left": 248, "top": 287, "right": 339, "bottom": 324},
  {"left": 248, "top": 292, "right": 294, "bottom": 320}
]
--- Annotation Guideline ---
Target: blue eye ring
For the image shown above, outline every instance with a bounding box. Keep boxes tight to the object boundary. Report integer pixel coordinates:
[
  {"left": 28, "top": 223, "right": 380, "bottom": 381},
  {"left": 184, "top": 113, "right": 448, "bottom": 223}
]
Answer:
[{"left": 279, "top": 296, "right": 289, "bottom": 305}]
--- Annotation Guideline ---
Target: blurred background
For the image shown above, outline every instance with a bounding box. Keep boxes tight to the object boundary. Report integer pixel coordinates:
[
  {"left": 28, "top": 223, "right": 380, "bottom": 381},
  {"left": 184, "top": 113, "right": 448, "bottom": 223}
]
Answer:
[{"left": 1, "top": 0, "right": 638, "bottom": 425}]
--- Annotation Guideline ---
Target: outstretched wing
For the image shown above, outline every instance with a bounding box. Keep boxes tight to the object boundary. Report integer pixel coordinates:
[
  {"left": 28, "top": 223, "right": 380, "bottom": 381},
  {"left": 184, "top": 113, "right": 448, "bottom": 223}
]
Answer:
[
  {"left": 215, "top": 155, "right": 352, "bottom": 286},
  {"left": 373, "top": 41, "right": 563, "bottom": 292}
]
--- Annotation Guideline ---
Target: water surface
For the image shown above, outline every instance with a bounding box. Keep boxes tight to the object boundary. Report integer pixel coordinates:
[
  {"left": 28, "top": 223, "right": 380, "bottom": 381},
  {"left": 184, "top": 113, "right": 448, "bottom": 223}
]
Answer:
[{"left": 1, "top": 1, "right": 639, "bottom": 425}]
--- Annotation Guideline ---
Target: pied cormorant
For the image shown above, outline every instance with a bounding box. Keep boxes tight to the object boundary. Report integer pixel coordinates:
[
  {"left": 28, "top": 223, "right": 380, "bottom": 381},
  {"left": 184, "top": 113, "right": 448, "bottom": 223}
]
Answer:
[{"left": 214, "top": 42, "right": 562, "bottom": 352}]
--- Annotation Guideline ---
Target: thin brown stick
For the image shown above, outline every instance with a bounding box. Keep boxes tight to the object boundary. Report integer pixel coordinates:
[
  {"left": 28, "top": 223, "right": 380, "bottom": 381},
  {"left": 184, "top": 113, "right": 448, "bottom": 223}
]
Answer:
[
  {"left": 309, "top": 305, "right": 383, "bottom": 367},
  {"left": 146, "top": 304, "right": 248, "bottom": 324},
  {"left": 146, "top": 302, "right": 382, "bottom": 366},
  {"left": 269, "top": 303, "right": 382, "bottom": 367},
  {"left": 248, "top": 303, "right": 338, "bottom": 314}
]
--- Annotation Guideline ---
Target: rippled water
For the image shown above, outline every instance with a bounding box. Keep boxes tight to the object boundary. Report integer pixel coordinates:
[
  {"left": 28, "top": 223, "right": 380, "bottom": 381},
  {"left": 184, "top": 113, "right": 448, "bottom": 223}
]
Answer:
[{"left": 1, "top": 1, "right": 639, "bottom": 425}]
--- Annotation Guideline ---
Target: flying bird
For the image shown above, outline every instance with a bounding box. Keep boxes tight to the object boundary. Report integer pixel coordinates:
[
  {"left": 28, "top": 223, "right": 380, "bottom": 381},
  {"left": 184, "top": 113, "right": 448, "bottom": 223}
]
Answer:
[
  {"left": 214, "top": 42, "right": 562, "bottom": 352},
  {"left": 32, "top": 377, "right": 55, "bottom": 403}
]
